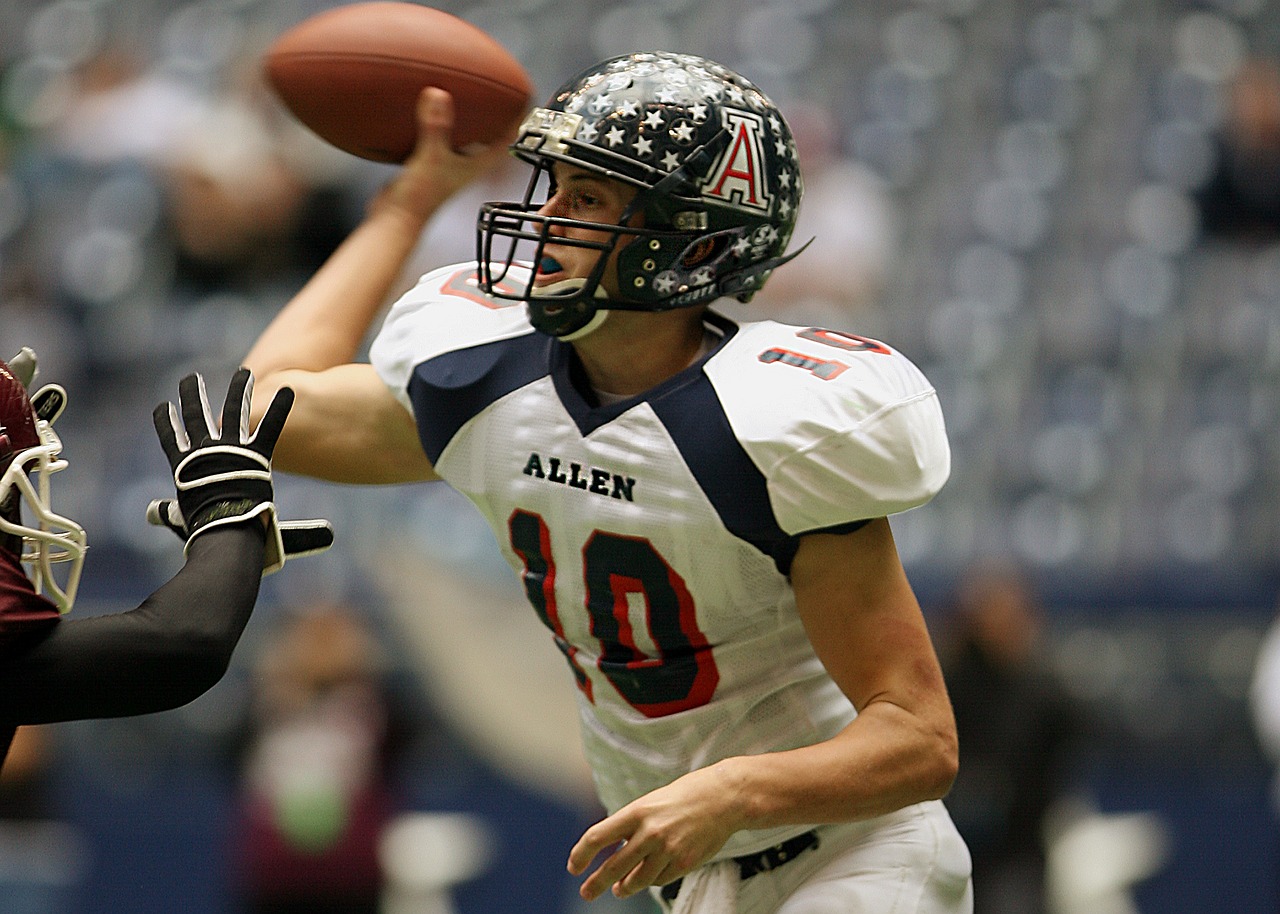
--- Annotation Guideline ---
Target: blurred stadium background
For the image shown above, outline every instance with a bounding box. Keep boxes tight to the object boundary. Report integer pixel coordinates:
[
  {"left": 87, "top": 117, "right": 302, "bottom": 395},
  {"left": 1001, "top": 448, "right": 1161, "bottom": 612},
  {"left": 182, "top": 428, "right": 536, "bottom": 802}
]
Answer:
[{"left": 0, "top": 0, "right": 1277, "bottom": 912}]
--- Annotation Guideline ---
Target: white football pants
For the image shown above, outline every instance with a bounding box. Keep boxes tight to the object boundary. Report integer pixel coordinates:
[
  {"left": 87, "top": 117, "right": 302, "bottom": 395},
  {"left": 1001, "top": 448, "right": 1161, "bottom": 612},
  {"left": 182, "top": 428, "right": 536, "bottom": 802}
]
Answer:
[{"left": 653, "top": 800, "right": 973, "bottom": 914}]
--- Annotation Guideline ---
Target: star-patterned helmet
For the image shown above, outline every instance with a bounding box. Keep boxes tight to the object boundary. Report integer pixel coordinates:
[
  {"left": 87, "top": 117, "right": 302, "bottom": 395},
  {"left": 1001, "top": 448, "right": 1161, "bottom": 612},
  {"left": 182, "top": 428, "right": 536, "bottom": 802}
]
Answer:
[
  {"left": 0, "top": 361, "right": 84, "bottom": 613},
  {"left": 477, "top": 52, "right": 805, "bottom": 337}
]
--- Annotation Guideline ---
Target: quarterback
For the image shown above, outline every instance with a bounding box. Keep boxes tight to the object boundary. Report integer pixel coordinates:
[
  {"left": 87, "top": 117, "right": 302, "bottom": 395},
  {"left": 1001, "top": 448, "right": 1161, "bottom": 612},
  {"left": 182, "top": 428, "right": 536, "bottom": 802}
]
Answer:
[{"left": 246, "top": 53, "right": 972, "bottom": 913}]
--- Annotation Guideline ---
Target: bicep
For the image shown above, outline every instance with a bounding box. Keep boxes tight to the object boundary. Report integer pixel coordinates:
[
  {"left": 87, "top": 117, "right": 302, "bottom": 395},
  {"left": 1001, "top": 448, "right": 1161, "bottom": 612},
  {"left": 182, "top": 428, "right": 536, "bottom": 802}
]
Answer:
[
  {"left": 251, "top": 363, "right": 438, "bottom": 484},
  {"left": 790, "top": 518, "right": 951, "bottom": 721}
]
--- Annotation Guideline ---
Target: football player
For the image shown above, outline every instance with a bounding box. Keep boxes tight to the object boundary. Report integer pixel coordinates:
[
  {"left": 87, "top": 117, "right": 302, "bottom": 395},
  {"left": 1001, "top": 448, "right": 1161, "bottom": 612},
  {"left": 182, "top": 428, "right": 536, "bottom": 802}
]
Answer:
[
  {"left": 244, "top": 53, "right": 972, "bottom": 913},
  {"left": 0, "top": 351, "right": 332, "bottom": 765}
]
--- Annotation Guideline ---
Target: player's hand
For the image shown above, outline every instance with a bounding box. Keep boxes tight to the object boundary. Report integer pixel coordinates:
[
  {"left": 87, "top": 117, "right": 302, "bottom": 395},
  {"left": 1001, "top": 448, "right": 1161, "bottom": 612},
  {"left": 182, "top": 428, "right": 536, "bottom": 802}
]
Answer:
[
  {"left": 369, "top": 87, "right": 516, "bottom": 224},
  {"left": 566, "top": 763, "right": 745, "bottom": 901},
  {"left": 7, "top": 346, "right": 67, "bottom": 425},
  {"left": 148, "top": 368, "right": 334, "bottom": 574}
]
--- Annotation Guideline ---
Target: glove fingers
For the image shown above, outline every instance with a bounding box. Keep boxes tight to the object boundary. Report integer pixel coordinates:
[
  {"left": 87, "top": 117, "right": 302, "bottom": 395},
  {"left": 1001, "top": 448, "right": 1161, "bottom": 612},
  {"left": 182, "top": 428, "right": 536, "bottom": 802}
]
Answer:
[
  {"left": 250, "top": 385, "right": 295, "bottom": 455},
  {"left": 179, "top": 372, "right": 217, "bottom": 445},
  {"left": 153, "top": 400, "right": 187, "bottom": 463},
  {"left": 221, "top": 368, "right": 252, "bottom": 444}
]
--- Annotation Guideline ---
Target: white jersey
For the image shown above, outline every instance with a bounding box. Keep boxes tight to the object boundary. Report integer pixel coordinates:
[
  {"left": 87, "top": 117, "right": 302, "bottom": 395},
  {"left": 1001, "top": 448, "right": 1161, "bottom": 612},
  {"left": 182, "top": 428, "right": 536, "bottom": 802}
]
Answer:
[{"left": 370, "top": 263, "right": 950, "bottom": 860}]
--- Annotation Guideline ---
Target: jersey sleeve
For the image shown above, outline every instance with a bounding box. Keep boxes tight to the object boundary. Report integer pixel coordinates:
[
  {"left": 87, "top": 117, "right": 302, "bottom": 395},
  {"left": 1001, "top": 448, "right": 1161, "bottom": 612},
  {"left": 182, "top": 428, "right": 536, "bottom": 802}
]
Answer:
[
  {"left": 706, "top": 322, "right": 950, "bottom": 535},
  {"left": 369, "top": 262, "right": 534, "bottom": 412}
]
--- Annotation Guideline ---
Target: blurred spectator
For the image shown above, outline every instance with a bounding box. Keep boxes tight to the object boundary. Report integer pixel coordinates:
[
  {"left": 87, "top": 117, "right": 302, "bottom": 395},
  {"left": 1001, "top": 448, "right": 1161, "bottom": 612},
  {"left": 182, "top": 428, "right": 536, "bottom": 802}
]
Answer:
[
  {"left": 0, "top": 725, "right": 54, "bottom": 820},
  {"left": 229, "top": 603, "right": 417, "bottom": 914},
  {"left": 157, "top": 97, "right": 353, "bottom": 298},
  {"left": 35, "top": 42, "right": 357, "bottom": 304},
  {"left": 0, "top": 726, "right": 87, "bottom": 914},
  {"left": 44, "top": 47, "right": 203, "bottom": 167},
  {"left": 938, "top": 564, "right": 1086, "bottom": 914},
  {"left": 1195, "top": 58, "right": 1280, "bottom": 243}
]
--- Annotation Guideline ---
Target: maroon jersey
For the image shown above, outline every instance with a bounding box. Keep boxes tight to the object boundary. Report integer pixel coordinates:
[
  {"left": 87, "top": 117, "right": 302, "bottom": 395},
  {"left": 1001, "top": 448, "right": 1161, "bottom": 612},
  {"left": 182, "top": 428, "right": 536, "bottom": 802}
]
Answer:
[{"left": 0, "top": 547, "right": 59, "bottom": 648}]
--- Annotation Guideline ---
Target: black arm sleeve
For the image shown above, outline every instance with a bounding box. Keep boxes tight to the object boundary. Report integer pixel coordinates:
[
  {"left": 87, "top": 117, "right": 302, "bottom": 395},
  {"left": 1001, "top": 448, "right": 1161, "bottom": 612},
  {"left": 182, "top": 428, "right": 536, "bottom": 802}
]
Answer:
[{"left": 0, "top": 524, "right": 266, "bottom": 725}]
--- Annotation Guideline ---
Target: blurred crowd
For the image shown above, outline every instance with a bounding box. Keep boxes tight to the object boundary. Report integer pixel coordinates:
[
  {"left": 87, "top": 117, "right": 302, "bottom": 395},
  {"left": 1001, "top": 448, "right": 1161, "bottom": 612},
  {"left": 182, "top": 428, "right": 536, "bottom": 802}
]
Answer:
[
  {"left": 1, "top": 1, "right": 1280, "bottom": 913},
  {"left": 1, "top": 0, "right": 1278, "bottom": 586}
]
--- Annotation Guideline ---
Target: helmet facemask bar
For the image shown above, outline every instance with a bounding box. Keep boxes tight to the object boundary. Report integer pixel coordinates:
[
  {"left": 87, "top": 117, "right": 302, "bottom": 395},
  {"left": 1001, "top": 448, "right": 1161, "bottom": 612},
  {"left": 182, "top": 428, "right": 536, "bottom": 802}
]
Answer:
[
  {"left": 476, "top": 162, "right": 618, "bottom": 304},
  {"left": 477, "top": 161, "right": 712, "bottom": 337},
  {"left": 0, "top": 420, "right": 86, "bottom": 613}
]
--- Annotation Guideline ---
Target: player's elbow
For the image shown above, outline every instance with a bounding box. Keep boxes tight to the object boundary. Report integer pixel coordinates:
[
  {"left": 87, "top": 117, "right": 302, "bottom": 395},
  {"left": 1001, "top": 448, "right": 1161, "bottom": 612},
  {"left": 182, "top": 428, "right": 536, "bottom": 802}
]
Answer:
[
  {"left": 136, "top": 605, "right": 242, "bottom": 701},
  {"left": 166, "top": 637, "right": 237, "bottom": 704},
  {"left": 921, "top": 721, "right": 960, "bottom": 800},
  {"left": 133, "top": 647, "right": 234, "bottom": 714},
  {"left": 185, "top": 663, "right": 232, "bottom": 704}
]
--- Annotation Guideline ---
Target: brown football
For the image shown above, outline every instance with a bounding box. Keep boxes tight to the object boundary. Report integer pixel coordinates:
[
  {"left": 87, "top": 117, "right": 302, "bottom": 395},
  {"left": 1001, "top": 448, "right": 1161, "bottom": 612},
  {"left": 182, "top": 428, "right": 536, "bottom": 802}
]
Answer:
[{"left": 264, "top": 2, "right": 534, "bottom": 163}]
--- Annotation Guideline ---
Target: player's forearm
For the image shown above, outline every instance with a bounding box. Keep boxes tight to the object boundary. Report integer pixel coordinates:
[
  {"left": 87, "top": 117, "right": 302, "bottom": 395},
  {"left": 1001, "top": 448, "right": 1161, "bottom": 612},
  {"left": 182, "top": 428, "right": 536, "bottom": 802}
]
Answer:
[
  {"left": 0, "top": 526, "right": 265, "bottom": 724},
  {"left": 245, "top": 203, "right": 430, "bottom": 377},
  {"left": 719, "top": 701, "right": 958, "bottom": 831}
]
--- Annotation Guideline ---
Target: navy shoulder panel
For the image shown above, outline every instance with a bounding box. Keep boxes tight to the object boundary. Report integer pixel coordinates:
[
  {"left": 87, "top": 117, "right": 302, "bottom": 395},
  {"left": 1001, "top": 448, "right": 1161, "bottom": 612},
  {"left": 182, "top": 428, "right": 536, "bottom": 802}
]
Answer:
[
  {"left": 407, "top": 333, "right": 551, "bottom": 464},
  {"left": 649, "top": 375, "right": 799, "bottom": 574}
]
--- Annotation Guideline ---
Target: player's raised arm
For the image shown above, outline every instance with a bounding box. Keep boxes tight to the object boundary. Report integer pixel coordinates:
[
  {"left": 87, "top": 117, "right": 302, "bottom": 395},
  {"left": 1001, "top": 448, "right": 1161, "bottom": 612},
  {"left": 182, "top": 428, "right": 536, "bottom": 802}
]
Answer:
[
  {"left": 0, "top": 366, "right": 334, "bottom": 728},
  {"left": 243, "top": 88, "right": 515, "bottom": 482}
]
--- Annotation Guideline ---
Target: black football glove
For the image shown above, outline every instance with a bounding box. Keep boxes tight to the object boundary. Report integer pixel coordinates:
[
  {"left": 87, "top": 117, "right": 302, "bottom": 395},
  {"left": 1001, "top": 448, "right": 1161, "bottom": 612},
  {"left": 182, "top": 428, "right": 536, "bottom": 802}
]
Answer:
[{"left": 147, "top": 368, "right": 334, "bottom": 574}]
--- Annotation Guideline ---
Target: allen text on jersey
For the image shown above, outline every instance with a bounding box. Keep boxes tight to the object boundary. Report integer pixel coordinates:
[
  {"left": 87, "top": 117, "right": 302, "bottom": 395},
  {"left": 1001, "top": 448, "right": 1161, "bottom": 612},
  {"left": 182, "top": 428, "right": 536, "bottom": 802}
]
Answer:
[{"left": 523, "top": 453, "right": 637, "bottom": 501}]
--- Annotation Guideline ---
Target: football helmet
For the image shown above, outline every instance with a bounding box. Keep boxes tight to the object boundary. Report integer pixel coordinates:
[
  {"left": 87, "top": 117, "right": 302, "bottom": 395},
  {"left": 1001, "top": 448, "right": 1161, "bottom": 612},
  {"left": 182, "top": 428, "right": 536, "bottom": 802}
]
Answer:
[
  {"left": 477, "top": 52, "right": 806, "bottom": 337},
  {"left": 0, "top": 360, "right": 85, "bottom": 613}
]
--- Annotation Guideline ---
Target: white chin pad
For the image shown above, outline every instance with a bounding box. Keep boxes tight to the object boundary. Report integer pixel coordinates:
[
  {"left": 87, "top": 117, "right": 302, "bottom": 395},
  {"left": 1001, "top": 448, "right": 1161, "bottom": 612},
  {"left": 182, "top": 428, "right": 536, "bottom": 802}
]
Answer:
[
  {"left": 559, "top": 309, "right": 610, "bottom": 341},
  {"left": 534, "top": 277, "right": 588, "bottom": 298},
  {"left": 530, "top": 279, "right": 611, "bottom": 340}
]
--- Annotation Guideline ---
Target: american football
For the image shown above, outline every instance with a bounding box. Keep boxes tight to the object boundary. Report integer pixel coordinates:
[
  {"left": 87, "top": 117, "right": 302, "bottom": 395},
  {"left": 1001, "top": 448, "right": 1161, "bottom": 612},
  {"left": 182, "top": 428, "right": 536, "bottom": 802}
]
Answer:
[{"left": 263, "top": 1, "right": 534, "bottom": 163}]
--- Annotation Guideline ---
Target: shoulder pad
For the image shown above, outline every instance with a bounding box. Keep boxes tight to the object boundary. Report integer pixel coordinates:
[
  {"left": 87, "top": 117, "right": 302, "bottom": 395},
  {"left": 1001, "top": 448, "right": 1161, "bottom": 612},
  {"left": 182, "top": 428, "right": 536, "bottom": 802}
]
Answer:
[
  {"left": 370, "top": 262, "right": 535, "bottom": 408},
  {"left": 708, "top": 322, "right": 950, "bottom": 532}
]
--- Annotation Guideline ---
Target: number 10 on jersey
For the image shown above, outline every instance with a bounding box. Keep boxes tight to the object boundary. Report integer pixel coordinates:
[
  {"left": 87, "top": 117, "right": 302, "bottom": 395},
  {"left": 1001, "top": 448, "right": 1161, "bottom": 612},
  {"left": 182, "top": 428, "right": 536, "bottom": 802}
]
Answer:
[{"left": 508, "top": 509, "right": 720, "bottom": 718}]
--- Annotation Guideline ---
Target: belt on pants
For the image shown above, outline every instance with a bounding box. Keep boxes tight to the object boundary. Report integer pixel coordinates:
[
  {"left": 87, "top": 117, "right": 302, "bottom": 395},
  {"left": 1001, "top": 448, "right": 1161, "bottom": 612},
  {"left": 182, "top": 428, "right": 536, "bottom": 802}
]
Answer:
[{"left": 659, "top": 829, "right": 821, "bottom": 903}]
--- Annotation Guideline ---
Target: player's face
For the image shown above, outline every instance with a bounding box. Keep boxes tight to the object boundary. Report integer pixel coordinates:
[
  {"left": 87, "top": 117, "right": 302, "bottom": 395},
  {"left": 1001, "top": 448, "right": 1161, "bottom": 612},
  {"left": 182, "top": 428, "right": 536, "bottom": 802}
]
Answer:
[{"left": 534, "top": 164, "right": 639, "bottom": 297}]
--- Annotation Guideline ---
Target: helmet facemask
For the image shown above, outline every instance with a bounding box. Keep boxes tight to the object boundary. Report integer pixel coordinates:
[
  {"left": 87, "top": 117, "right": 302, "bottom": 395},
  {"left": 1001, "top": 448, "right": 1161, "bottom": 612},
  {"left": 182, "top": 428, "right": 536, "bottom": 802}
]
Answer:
[
  {"left": 0, "top": 379, "right": 85, "bottom": 614},
  {"left": 478, "top": 161, "right": 728, "bottom": 337}
]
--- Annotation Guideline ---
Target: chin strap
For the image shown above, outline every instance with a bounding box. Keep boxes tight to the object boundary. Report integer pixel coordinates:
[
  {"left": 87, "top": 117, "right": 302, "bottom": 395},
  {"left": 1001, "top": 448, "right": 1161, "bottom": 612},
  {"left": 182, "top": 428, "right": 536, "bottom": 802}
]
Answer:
[
  {"left": 528, "top": 281, "right": 613, "bottom": 339},
  {"left": 557, "top": 308, "right": 610, "bottom": 342}
]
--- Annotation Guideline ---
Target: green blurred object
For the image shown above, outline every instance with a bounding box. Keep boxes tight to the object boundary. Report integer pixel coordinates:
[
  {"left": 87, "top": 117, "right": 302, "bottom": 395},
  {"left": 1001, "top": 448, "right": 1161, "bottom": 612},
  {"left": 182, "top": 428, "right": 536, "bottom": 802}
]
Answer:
[{"left": 274, "top": 782, "right": 349, "bottom": 853}]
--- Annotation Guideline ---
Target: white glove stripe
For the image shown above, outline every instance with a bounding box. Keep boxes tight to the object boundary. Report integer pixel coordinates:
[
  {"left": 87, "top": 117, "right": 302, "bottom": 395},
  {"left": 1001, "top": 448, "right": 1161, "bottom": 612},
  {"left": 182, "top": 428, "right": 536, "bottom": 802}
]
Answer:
[
  {"left": 174, "top": 471, "right": 272, "bottom": 490},
  {"left": 172, "top": 446, "right": 271, "bottom": 489},
  {"left": 239, "top": 372, "right": 254, "bottom": 443},
  {"left": 168, "top": 401, "right": 191, "bottom": 452},
  {"left": 196, "top": 373, "right": 217, "bottom": 437}
]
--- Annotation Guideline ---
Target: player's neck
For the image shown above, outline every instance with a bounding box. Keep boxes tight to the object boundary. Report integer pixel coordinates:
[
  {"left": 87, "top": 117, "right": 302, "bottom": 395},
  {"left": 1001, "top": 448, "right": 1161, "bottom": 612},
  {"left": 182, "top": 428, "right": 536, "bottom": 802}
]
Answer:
[{"left": 572, "top": 309, "right": 710, "bottom": 398}]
